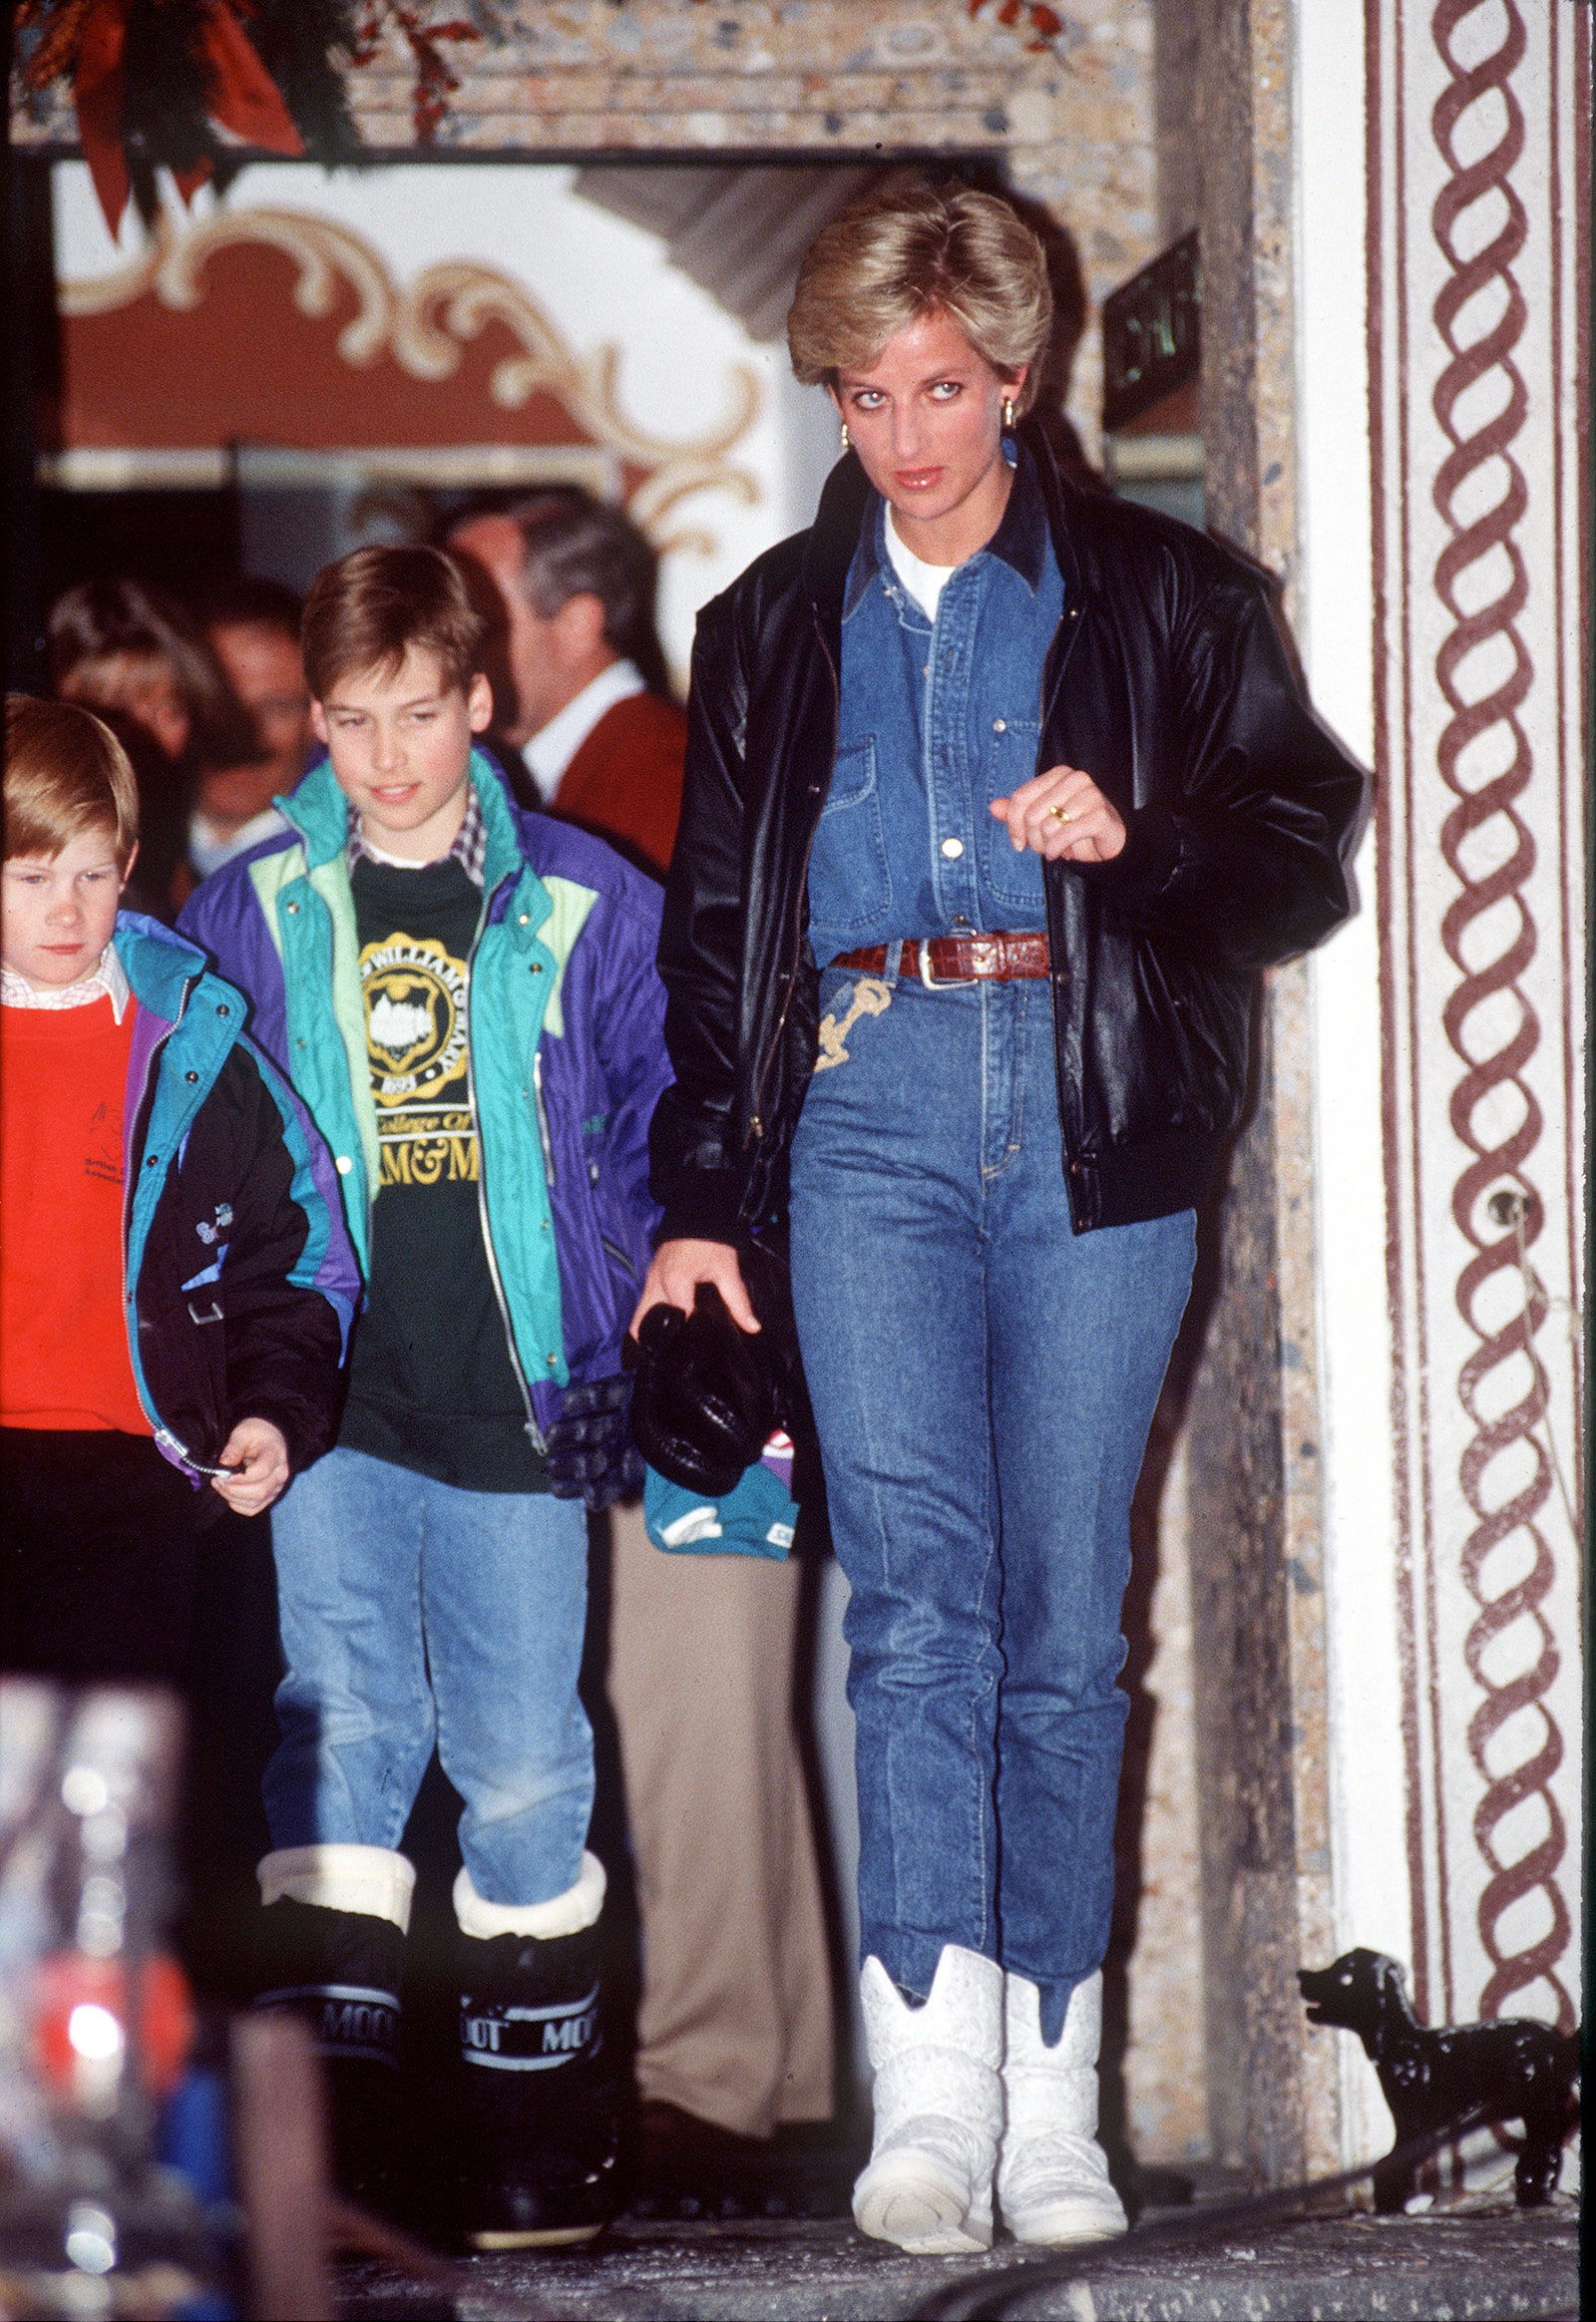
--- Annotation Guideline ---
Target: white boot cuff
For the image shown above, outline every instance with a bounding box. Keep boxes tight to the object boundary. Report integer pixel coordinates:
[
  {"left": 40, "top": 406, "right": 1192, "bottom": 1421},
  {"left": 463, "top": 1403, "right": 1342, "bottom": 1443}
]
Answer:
[
  {"left": 453, "top": 1850, "right": 606, "bottom": 1941},
  {"left": 257, "top": 1844, "right": 416, "bottom": 1933}
]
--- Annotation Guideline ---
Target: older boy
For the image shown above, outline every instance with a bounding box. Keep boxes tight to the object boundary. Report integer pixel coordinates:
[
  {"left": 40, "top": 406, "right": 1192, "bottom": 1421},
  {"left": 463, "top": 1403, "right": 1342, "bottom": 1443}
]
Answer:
[
  {"left": 1, "top": 695, "right": 354, "bottom": 1682},
  {"left": 180, "top": 546, "right": 670, "bottom": 2243}
]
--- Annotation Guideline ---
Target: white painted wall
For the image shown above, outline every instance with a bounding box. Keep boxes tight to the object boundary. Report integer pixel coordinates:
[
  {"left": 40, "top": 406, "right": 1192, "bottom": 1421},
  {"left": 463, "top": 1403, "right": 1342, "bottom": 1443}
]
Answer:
[
  {"left": 1292, "top": 0, "right": 1585, "bottom": 2191},
  {"left": 1292, "top": 0, "right": 1407, "bottom": 2173}
]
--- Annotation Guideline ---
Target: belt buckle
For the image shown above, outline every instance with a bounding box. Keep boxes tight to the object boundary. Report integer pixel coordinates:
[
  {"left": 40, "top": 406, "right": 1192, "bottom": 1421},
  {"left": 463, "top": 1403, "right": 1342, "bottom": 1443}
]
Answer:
[{"left": 918, "top": 938, "right": 980, "bottom": 990}]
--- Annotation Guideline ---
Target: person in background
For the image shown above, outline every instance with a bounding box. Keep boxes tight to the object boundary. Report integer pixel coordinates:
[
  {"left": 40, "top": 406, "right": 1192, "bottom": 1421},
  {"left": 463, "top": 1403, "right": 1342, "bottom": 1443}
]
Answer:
[
  {"left": 47, "top": 577, "right": 261, "bottom": 918},
  {"left": 197, "top": 579, "right": 312, "bottom": 877},
  {"left": 448, "top": 493, "right": 684, "bottom": 875},
  {"left": 0, "top": 694, "right": 354, "bottom": 1686},
  {"left": 448, "top": 493, "right": 836, "bottom": 2178}
]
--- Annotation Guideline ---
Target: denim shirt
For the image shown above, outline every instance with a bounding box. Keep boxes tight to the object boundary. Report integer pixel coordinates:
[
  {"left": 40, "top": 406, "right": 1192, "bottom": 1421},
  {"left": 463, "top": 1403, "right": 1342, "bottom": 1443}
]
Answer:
[{"left": 806, "top": 442, "right": 1065, "bottom": 968}]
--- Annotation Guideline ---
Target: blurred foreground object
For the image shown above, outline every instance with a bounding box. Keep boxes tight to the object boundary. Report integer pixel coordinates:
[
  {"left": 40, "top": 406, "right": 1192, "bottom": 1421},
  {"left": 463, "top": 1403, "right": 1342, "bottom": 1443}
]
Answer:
[
  {"left": 228, "top": 2013, "right": 332, "bottom": 2322},
  {"left": 0, "top": 1679, "right": 237, "bottom": 2317},
  {"left": 12, "top": 0, "right": 344, "bottom": 235}
]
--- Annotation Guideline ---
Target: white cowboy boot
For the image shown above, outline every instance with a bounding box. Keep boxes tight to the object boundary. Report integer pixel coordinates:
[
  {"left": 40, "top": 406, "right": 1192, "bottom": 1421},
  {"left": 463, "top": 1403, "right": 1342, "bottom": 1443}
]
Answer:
[
  {"left": 853, "top": 1946, "right": 1003, "bottom": 2254},
  {"left": 997, "top": 1970, "right": 1128, "bottom": 2245}
]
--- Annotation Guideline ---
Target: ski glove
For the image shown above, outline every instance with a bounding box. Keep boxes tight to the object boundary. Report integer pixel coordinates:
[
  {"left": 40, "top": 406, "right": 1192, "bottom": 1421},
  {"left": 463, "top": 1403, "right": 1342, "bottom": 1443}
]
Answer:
[{"left": 546, "top": 1373, "right": 644, "bottom": 1511}]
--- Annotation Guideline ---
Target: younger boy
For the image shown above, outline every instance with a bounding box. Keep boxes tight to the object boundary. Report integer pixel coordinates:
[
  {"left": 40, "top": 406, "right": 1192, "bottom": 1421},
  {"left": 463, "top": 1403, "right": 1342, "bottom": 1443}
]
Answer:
[
  {"left": 180, "top": 547, "right": 672, "bottom": 2243},
  {"left": 1, "top": 695, "right": 355, "bottom": 1683}
]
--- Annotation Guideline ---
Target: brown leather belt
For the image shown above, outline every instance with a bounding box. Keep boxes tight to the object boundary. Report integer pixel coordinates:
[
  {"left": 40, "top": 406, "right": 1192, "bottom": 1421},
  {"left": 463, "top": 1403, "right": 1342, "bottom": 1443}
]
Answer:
[{"left": 832, "top": 932, "right": 1051, "bottom": 984}]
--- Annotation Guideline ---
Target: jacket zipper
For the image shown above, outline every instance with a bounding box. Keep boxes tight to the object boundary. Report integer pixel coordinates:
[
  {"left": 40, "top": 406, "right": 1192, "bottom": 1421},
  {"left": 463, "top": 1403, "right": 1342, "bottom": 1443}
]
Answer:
[
  {"left": 124, "top": 975, "right": 203, "bottom": 1467},
  {"left": 746, "top": 607, "right": 840, "bottom": 1147},
  {"left": 1037, "top": 597, "right": 1089, "bottom": 1216},
  {"left": 532, "top": 1049, "right": 557, "bottom": 1186},
  {"left": 464, "top": 899, "right": 546, "bottom": 1452},
  {"left": 600, "top": 1235, "right": 637, "bottom": 1285},
  {"left": 1039, "top": 598, "right": 1082, "bottom": 734}
]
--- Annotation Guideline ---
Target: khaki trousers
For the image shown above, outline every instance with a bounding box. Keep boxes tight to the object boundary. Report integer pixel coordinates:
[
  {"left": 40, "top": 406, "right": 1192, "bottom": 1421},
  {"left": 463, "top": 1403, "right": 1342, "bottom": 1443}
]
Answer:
[{"left": 605, "top": 1499, "right": 835, "bottom": 2137}]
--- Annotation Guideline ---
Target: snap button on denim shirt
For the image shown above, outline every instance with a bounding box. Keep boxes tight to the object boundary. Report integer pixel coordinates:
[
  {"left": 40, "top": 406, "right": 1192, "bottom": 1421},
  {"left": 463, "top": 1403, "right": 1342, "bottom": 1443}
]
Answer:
[{"left": 806, "top": 443, "right": 1065, "bottom": 969}]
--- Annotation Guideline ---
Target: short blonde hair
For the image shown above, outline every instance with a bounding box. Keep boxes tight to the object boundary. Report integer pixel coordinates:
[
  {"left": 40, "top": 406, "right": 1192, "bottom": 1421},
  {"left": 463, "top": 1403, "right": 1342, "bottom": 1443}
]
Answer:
[
  {"left": 4, "top": 694, "right": 139, "bottom": 868},
  {"left": 787, "top": 180, "right": 1052, "bottom": 415}
]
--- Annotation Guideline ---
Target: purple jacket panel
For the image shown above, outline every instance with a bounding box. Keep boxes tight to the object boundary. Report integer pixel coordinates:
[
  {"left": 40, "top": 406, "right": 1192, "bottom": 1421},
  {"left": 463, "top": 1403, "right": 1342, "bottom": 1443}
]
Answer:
[{"left": 180, "top": 790, "right": 670, "bottom": 1421}]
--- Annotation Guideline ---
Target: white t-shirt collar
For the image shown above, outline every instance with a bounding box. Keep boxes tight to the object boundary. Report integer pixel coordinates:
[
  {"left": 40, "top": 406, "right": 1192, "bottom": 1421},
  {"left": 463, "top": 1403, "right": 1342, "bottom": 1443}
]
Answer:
[
  {"left": 884, "top": 507, "right": 960, "bottom": 624},
  {"left": 189, "top": 803, "right": 290, "bottom": 882}
]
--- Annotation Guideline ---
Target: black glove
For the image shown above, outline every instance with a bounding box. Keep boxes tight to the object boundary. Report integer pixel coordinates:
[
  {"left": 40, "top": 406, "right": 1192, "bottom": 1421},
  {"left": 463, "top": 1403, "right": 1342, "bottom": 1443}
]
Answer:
[
  {"left": 546, "top": 1373, "right": 645, "bottom": 1510},
  {"left": 628, "top": 1283, "right": 779, "bottom": 1499}
]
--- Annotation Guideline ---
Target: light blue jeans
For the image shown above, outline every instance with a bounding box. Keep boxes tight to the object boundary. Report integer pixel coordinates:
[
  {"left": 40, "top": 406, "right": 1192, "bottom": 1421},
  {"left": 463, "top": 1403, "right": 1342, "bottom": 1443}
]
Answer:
[
  {"left": 789, "top": 966, "right": 1195, "bottom": 2042},
  {"left": 264, "top": 1446, "right": 592, "bottom": 1907}
]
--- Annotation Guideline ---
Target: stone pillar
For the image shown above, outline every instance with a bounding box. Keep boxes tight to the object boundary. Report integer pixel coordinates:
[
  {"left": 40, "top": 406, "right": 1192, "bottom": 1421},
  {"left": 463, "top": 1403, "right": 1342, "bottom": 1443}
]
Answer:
[{"left": 1181, "top": 0, "right": 1342, "bottom": 2184}]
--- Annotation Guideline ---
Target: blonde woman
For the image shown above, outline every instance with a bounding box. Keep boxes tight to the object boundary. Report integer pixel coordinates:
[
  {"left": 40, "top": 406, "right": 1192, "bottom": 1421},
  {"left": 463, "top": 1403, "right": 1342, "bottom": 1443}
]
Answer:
[{"left": 634, "top": 181, "right": 1362, "bottom": 2254}]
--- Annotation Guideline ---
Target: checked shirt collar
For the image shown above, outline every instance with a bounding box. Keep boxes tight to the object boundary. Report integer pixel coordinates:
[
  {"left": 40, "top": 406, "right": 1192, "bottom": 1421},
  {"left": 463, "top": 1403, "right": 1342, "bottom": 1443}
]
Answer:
[{"left": 345, "top": 781, "right": 487, "bottom": 888}]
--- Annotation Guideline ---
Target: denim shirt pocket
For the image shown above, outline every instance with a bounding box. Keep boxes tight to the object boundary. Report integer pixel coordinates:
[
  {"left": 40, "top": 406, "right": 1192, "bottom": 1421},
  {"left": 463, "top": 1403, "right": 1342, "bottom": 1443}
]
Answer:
[
  {"left": 808, "top": 735, "right": 894, "bottom": 938},
  {"left": 981, "top": 718, "right": 1049, "bottom": 915}
]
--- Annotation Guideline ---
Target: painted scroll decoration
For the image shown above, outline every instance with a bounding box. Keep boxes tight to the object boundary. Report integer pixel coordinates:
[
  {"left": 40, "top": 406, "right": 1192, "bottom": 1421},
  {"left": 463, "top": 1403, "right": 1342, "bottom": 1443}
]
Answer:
[{"left": 59, "top": 203, "right": 761, "bottom": 557}]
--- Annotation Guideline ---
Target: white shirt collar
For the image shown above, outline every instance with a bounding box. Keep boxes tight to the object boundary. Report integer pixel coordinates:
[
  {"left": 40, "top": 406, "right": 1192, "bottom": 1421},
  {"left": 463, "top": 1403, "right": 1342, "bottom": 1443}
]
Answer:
[
  {"left": 189, "top": 803, "right": 290, "bottom": 882},
  {"left": 522, "top": 659, "right": 645, "bottom": 801},
  {"left": 2, "top": 942, "right": 132, "bottom": 1021}
]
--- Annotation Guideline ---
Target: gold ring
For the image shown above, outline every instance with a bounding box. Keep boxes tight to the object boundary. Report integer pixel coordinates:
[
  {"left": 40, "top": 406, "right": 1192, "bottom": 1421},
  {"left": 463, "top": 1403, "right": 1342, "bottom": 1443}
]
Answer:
[{"left": 1048, "top": 804, "right": 1071, "bottom": 825}]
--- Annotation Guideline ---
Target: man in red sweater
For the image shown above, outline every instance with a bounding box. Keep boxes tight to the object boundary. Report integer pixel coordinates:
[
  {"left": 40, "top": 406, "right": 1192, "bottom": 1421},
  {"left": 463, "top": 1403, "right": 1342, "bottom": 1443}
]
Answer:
[
  {"left": 449, "top": 493, "right": 683, "bottom": 879},
  {"left": 448, "top": 495, "right": 835, "bottom": 2172}
]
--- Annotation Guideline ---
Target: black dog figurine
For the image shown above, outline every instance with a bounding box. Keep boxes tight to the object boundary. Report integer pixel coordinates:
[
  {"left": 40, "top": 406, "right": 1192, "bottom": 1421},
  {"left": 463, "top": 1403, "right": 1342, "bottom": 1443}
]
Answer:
[{"left": 1299, "top": 1948, "right": 1579, "bottom": 2211}]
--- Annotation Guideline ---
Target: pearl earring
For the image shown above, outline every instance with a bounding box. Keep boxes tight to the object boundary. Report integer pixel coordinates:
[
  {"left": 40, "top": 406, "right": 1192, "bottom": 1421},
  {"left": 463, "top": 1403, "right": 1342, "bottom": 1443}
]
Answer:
[
  {"left": 1002, "top": 397, "right": 1015, "bottom": 431},
  {"left": 840, "top": 421, "right": 851, "bottom": 452}
]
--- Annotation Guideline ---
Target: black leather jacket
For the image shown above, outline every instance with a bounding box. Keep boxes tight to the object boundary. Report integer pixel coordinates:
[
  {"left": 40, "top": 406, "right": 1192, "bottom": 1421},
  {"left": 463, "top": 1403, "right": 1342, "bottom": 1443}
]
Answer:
[{"left": 650, "top": 423, "right": 1366, "bottom": 1246}]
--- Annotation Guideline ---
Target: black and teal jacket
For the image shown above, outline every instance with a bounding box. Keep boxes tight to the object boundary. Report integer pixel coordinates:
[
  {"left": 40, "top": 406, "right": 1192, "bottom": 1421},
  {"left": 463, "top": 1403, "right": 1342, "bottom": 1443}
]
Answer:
[{"left": 114, "top": 914, "right": 357, "bottom": 1482}]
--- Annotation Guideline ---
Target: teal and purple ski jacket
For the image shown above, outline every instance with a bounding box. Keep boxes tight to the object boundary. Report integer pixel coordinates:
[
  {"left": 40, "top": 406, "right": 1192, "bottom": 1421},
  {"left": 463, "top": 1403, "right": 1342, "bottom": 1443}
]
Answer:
[{"left": 179, "top": 750, "right": 670, "bottom": 1447}]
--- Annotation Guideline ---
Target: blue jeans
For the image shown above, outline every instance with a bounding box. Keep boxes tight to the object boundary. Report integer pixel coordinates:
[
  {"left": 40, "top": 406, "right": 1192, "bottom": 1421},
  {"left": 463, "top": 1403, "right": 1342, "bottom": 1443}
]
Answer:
[
  {"left": 789, "top": 966, "right": 1195, "bottom": 2041},
  {"left": 264, "top": 1446, "right": 592, "bottom": 1907}
]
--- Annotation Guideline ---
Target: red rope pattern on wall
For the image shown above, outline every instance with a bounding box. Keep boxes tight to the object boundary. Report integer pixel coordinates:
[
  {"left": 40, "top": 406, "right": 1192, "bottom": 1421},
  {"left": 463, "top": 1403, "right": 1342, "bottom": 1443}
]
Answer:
[{"left": 1428, "top": 0, "right": 1572, "bottom": 2032}]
